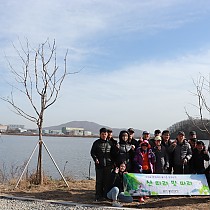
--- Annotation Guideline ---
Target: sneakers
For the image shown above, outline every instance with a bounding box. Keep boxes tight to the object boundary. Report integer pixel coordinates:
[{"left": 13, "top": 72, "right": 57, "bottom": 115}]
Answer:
[
  {"left": 112, "top": 201, "right": 123, "bottom": 207},
  {"left": 138, "top": 197, "right": 145, "bottom": 202},
  {"left": 138, "top": 196, "right": 149, "bottom": 202}
]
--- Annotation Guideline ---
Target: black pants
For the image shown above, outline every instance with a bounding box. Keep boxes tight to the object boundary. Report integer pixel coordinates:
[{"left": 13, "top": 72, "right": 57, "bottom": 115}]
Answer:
[
  {"left": 173, "top": 164, "right": 189, "bottom": 174},
  {"left": 142, "top": 169, "right": 152, "bottom": 174},
  {"left": 95, "top": 166, "right": 112, "bottom": 199},
  {"left": 205, "top": 174, "right": 210, "bottom": 188}
]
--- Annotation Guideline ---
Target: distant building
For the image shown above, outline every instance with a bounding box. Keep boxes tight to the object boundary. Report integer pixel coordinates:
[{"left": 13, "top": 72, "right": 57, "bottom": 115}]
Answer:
[
  {"left": 25, "top": 129, "right": 38, "bottom": 134},
  {"left": 16, "top": 128, "right": 27, "bottom": 133},
  {"left": 42, "top": 129, "right": 50, "bottom": 134},
  {"left": 42, "top": 129, "right": 63, "bottom": 135},
  {"left": 49, "top": 129, "right": 63, "bottom": 135},
  {"left": 7, "top": 124, "right": 25, "bottom": 130},
  {"left": 84, "top": 131, "right": 92, "bottom": 136},
  {"left": 62, "top": 127, "right": 84, "bottom": 136},
  {"left": 0, "top": 124, "right": 7, "bottom": 133}
]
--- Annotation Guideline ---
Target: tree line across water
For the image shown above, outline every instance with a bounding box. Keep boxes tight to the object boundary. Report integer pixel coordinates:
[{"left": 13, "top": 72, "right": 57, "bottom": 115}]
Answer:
[{"left": 169, "top": 119, "right": 210, "bottom": 140}]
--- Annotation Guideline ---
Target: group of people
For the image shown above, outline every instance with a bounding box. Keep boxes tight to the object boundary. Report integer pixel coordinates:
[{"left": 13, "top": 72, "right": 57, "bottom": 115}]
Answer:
[{"left": 90, "top": 127, "right": 210, "bottom": 207}]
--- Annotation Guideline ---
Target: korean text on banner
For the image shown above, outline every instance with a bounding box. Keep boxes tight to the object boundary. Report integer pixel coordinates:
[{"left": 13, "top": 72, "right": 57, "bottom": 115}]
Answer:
[{"left": 123, "top": 173, "right": 210, "bottom": 196}]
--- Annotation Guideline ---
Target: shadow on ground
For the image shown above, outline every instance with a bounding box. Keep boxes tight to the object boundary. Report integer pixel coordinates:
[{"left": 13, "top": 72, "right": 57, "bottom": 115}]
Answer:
[
  {"left": 134, "top": 196, "right": 210, "bottom": 209},
  {"left": 5, "top": 188, "right": 95, "bottom": 203}
]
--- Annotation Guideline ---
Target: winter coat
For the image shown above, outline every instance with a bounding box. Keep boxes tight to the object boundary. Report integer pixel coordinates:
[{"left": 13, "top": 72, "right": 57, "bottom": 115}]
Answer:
[
  {"left": 168, "top": 139, "right": 192, "bottom": 166},
  {"left": 114, "top": 130, "right": 135, "bottom": 172},
  {"left": 191, "top": 149, "right": 209, "bottom": 174},
  {"left": 115, "top": 142, "right": 135, "bottom": 172},
  {"left": 128, "top": 138, "right": 139, "bottom": 150},
  {"left": 161, "top": 139, "right": 173, "bottom": 151},
  {"left": 108, "top": 170, "right": 125, "bottom": 193},
  {"left": 153, "top": 145, "right": 169, "bottom": 174},
  {"left": 161, "top": 139, "right": 174, "bottom": 172},
  {"left": 90, "top": 138, "right": 113, "bottom": 169},
  {"left": 133, "top": 147, "right": 156, "bottom": 173},
  {"left": 149, "top": 138, "right": 156, "bottom": 148},
  {"left": 108, "top": 137, "right": 118, "bottom": 147}
]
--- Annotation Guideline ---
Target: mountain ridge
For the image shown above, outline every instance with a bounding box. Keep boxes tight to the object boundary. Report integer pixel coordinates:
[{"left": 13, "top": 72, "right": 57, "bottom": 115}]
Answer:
[{"left": 44, "top": 120, "right": 143, "bottom": 137}]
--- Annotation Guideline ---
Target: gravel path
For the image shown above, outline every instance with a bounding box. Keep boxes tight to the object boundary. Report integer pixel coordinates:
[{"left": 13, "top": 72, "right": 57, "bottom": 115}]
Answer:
[{"left": 0, "top": 196, "right": 133, "bottom": 210}]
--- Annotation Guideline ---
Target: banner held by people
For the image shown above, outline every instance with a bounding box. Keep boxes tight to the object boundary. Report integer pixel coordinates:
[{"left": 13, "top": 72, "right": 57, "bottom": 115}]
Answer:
[{"left": 124, "top": 173, "right": 210, "bottom": 196}]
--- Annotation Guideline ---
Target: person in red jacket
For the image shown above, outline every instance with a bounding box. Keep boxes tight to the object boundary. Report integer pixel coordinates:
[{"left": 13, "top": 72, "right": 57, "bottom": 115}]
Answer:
[{"left": 133, "top": 140, "right": 156, "bottom": 202}]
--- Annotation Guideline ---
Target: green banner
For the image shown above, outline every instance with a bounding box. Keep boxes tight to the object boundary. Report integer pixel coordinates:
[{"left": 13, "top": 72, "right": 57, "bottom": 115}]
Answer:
[{"left": 124, "top": 173, "right": 210, "bottom": 196}]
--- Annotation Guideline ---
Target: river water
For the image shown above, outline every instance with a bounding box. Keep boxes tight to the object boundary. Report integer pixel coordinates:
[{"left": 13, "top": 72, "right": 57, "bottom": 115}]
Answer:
[
  {"left": 0, "top": 135, "right": 209, "bottom": 181},
  {"left": 0, "top": 135, "right": 96, "bottom": 180}
]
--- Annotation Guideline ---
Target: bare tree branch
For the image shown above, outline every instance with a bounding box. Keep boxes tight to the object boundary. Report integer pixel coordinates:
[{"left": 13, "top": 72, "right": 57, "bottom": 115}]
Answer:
[
  {"left": 1, "top": 39, "right": 77, "bottom": 185},
  {"left": 185, "top": 74, "right": 210, "bottom": 136}
]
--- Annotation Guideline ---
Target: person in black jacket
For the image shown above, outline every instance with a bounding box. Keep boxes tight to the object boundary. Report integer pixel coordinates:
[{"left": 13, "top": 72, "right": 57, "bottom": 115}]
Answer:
[
  {"left": 188, "top": 131, "right": 197, "bottom": 150},
  {"left": 127, "top": 128, "right": 138, "bottom": 172},
  {"left": 168, "top": 131, "right": 192, "bottom": 174},
  {"left": 127, "top": 128, "right": 138, "bottom": 149},
  {"left": 114, "top": 130, "right": 136, "bottom": 172},
  {"left": 191, "top": 141, "right": 209, "bottom": 174},
  {"left": 161, "top": 130, "right": 173, "bottom": 174},
  {"left": 107, "top": 162, "right": 133, "bottom": 207},
  {"left": 90, "top": 127, "right": 114, "bottom": 201},
  {"left": 107, "top": 129, "right": 118, "bottom": 147},
  {"left": 205, "top": 165, "right": 210, "bottom": 188}
]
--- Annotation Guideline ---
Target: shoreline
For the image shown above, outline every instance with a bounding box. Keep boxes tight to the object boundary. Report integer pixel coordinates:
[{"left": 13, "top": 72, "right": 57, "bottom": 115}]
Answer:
[{"left": 0, "top": 133, "right": 99, "bottom": 138}]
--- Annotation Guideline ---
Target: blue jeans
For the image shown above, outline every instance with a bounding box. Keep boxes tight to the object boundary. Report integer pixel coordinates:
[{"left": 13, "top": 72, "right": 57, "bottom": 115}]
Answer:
[{"left": 107, "top": 187, "right": 133, "bottom": 202}]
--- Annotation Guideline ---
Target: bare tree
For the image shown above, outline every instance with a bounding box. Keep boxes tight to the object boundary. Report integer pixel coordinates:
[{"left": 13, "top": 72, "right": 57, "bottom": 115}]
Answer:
[
  {"left": 185, "top": 73, "right": 210, "bottom": 148},
  {"left": 1, "top": 39, "right": 68, "bottom": 184}
]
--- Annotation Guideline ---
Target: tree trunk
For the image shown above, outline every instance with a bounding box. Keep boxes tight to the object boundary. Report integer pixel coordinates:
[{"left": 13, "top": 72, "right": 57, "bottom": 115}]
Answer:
[{"left": 36, "top": 126, "right": 43, "bottom": 184}]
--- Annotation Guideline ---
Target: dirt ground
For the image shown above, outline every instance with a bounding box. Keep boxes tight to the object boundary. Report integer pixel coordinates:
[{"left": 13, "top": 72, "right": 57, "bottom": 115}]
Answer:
[{"left": 0, "top": 179, "right": 210, "bottom": 209}]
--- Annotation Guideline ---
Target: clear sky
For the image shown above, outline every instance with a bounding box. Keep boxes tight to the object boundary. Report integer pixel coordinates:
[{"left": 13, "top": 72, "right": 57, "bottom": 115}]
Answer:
[{"left": 1, "top": 0, "right": 210, "bottom": 133}]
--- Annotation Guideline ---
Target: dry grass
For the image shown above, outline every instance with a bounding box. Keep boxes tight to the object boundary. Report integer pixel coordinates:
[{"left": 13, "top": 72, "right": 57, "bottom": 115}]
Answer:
[{"left": 0, "top": 178, "right": 210, "bottom": 209}]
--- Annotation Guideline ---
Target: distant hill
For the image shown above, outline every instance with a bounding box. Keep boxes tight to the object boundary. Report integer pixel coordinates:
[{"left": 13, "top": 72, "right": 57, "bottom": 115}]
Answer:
[
  {"left": 44, "top": 120, "right": 143, "bottom": 138},
  {"left": 168, "top": 119, "right": 210, "bottom": 140}
]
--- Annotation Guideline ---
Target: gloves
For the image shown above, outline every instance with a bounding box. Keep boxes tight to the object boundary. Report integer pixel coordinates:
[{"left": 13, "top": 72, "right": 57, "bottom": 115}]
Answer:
[
  {"left": 182, "top": 158, "right": 188, "bottom": 165},
  {"left": 139, "top": 165, "right": 142, "bottom": 173}
]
